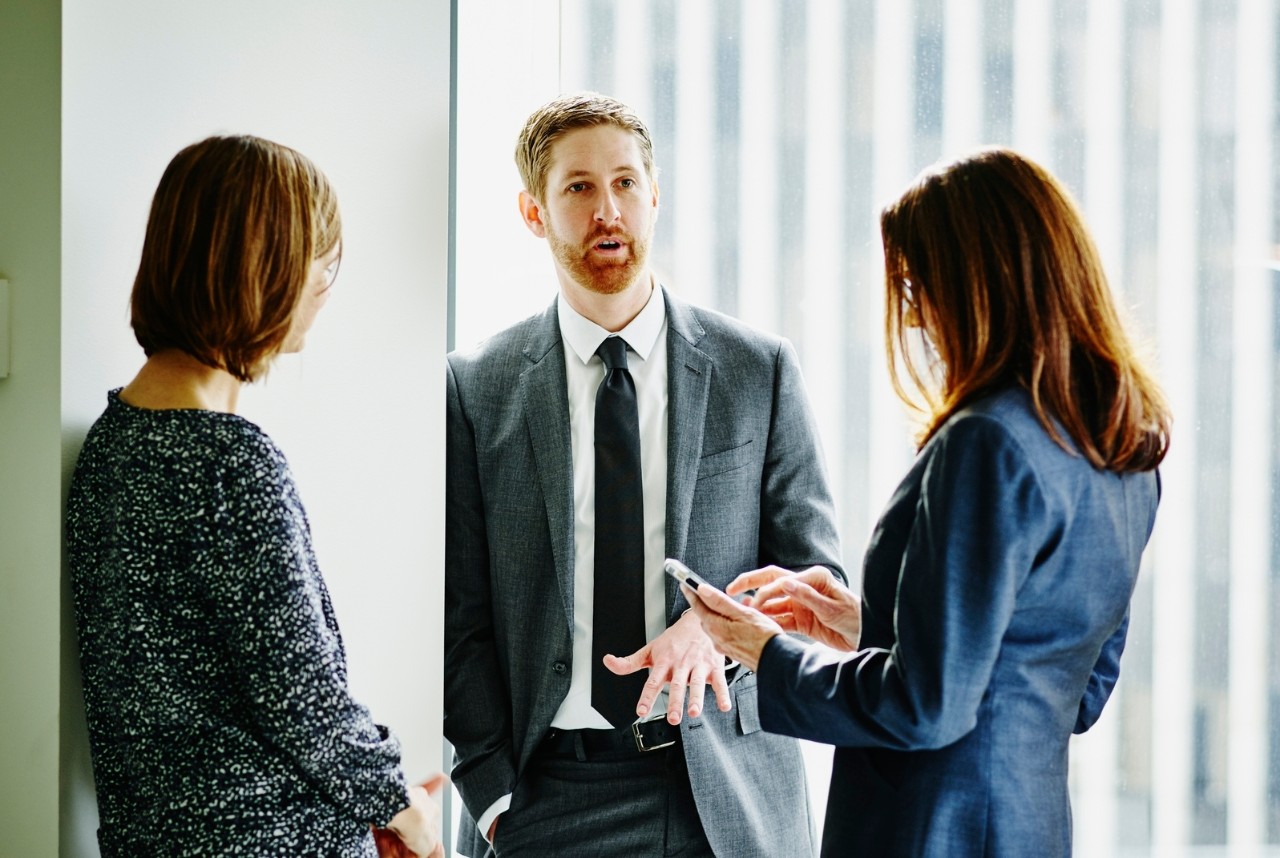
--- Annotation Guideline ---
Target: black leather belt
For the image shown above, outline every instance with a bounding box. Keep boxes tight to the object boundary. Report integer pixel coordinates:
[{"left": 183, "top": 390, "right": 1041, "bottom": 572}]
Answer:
[{"left": 541, "top": 720, "right": 681, "bottom": 759}]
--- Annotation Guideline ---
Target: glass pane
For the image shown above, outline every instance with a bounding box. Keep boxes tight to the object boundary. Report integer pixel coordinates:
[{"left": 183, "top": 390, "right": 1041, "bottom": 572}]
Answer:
[
  {"left": 453, "top": 2, "right": 1280, "bottom": 855},
  {"left": 552, "top": 2, "right": 1277, "bottom": 856}
]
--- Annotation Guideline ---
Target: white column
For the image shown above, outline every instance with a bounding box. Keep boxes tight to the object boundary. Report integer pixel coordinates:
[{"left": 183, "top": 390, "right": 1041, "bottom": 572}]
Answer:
[
  {"left": 558, "top": 0, "right": 592, "bottom": 91},
  {"left": 671, "top": 0, "right": 715, "bottom": 308},
  {"left": 738, "top": 0, "right": 781, "bottom": 331},
  {"left": 942, "top": 0, "right": 984, "bottom": 154},
  {"left": 62, "top": 1, "right": 456, "bottom": 853},
  {"left": 612, "top": 2, "right": 654, "bottom": 123},
  {"left": 1083, "top": 0, "right": 1126, "bottom": 288},
  {"left": 802, "top": 0, "right": 846, "bottom": 505},
  {"left": 1069, "top": 11, "right": 1129, "bottom": 856},
  {"left": 454, "top": 0, "right": 562, "bottom": 347},
  {"left": 1071, "top": 697, "right": 1122, "bottom": 858},
  {"left": 1228, "top": 0, "right": 1275, "bottom": 853},
  {"left": 868, "top": 0, "right": 918, "bottom": 512},
  {"left": 1151, "top": 0, "right": 1199, "bottom": 854},
  {"left": 1012, "top": 0, "right": 1053, "bottom": 164}
]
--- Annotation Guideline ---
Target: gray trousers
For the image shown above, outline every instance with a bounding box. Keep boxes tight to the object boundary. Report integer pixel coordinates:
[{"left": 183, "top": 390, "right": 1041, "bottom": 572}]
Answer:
[{"left": 486, "top": 744, "right": 716, "bottom": 858}]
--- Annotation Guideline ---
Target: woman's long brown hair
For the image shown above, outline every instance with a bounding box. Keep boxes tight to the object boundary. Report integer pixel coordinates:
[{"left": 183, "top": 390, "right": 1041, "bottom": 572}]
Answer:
[{"left": 881, "top": 147, "right": 1171, "bottom": 472}]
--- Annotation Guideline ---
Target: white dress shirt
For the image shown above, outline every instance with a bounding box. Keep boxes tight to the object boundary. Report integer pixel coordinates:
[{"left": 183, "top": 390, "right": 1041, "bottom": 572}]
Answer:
[
  {"left": 551, "top": 282, "right": 669, "bottom": 728},
  {"left": 477, "top": 284, "right": 669, "bottom": 838}
]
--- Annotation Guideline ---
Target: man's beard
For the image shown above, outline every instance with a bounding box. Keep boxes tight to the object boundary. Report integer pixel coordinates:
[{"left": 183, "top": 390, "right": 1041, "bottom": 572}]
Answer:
[{"left": 547, "top": 222, "right": 653, "bottom": 296}]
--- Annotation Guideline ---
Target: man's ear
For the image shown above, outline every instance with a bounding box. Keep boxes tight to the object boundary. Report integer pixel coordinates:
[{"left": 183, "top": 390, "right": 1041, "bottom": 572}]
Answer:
[{"left": 518, "top": 190, "right": 547, "bottom": 238}]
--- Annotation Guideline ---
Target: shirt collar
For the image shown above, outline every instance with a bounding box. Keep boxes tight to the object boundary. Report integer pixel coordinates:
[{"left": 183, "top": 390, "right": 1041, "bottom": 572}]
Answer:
[{"left": 558, "top": 280, "right": 666, "bottom": 366}]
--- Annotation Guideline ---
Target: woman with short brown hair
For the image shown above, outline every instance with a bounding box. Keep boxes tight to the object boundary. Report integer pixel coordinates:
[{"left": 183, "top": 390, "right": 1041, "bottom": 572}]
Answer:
[{"left": 68, "top": 135, "right": 442, "bottom": 857}]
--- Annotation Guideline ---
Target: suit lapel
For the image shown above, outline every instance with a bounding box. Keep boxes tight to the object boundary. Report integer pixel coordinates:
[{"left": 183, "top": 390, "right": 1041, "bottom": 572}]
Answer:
[
  {"left": 520, "top": 301, "right": 576, "bottom": 633},
  {"left": 663, "top": 289, "right": 712, "bottom": 618}
]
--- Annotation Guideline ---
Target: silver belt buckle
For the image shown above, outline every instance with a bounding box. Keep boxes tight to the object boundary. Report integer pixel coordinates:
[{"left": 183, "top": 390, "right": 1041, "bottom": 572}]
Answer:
[{"left": 632, "top": 721, "right": 677, "bottom": 753}]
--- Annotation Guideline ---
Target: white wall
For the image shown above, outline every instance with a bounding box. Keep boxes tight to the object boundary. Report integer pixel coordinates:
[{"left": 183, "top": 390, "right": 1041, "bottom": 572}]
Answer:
[
  {"left": 57, "top": 1, "right": 451, "bottom": 853},
  {"left": 0, "top": 0, "right": 62, "bottom": 852},
  {"left": 453, "top": 0, "right": 561, "bottom": 350}
]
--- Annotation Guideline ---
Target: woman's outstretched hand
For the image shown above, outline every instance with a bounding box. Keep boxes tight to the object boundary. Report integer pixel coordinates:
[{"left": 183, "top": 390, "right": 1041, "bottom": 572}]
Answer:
[
  {"left": 374, "top": 773, "right": 448, "bottom": 857},
  {"left": 681, "top": 581, "right": 783, "bottom": 673},
  {"left": 731, "top": 565, "right": 862, "bottom": 652}
]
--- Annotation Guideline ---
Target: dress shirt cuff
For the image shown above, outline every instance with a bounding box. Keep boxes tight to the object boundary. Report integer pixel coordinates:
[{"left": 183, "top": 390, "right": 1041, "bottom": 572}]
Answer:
[{"left": 478, "top": 794, "right": 512, "bottom": 842}]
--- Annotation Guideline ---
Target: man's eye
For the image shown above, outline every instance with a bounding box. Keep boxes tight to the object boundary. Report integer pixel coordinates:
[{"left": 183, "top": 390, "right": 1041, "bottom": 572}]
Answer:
[
  {"left": 568, "top": 183, "right": 588, "bottom": 193},
  {"left": 618, "top": 178, "right": 635, "bottom": 189}
]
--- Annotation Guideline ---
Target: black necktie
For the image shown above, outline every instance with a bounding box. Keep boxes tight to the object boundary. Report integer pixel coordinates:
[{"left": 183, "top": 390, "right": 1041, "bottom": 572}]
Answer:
[{"left": 592, "top": 336, "right": 648, "bottom": 727}]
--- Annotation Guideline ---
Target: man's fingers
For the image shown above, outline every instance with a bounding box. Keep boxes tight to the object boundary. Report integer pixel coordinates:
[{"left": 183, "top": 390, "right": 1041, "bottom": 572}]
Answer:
[
  {"left": 709, "top": 664, "right": 733, "bottom": 712},
  {"left": 686, "top": 666, "right": 708, "bottom": 717},
  {"left": 633, "top": 661, "right": 669, "bottom": 718},
  {"left": 603, "top": 649, "right": 646, "bottom": 675},
  {"left": 666, "top": 676, "right": 687, "bottom": 724}
]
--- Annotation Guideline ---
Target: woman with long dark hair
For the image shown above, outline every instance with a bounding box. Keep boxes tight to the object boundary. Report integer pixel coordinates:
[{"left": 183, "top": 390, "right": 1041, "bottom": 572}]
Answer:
[{"left": 686, "top": 147, "right": 1171, "bottom": 857}]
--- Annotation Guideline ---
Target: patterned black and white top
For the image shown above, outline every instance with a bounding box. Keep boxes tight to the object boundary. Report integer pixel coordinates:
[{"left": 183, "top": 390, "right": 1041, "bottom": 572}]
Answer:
[{"left": 67, "top": 389, "right": 409, "bottom": 857}]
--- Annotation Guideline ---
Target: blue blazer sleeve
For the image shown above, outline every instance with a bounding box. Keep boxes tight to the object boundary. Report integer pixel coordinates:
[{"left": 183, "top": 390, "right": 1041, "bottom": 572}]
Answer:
[
  {"left": 1071, "top": 470, "right": 1158, "bottom": 733},
  {"left": 1073, "top": 608, "right": 1128, "bottom": 733},
  {"left": 758, "top": 415, "right": 1049, "bottom": 750}
]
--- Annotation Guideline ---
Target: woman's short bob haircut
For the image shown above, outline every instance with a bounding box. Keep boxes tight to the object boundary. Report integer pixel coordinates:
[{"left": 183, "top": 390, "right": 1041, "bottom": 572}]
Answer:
[
  {"left": 130, "top": 134, "right": 341, "bottom": 382},
  {"left": 881, "top": 146, "right": 1171, "bottom": 473}
]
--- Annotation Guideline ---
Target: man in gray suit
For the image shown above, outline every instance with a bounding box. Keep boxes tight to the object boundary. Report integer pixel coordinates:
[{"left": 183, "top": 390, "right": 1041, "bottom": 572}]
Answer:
[{"left": 445, "top": 92, "right": 843, "bottom": 858}]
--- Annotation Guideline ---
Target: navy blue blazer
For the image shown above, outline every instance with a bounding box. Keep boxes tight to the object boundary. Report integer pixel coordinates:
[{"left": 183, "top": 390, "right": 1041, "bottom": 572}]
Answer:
[{"left": 758, "top": 387, "right": 1159, "bottom": 858}]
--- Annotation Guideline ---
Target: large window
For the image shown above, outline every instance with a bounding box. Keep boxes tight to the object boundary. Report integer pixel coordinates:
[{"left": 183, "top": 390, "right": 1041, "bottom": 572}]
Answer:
[{"left": 455, "top": 2, "right": 1280, "bottom": 854}]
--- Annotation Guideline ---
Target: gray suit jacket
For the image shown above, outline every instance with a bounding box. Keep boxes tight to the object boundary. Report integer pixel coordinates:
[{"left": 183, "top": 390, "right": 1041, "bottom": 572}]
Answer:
[{"left": 445, "top": 288, "right": 843, "bottom": 857}]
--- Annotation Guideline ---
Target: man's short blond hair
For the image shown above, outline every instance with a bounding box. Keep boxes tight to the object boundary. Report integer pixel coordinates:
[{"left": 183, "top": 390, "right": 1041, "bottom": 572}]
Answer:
[{"left": 515, "top": 92, "right": 657, "bottom": 202}]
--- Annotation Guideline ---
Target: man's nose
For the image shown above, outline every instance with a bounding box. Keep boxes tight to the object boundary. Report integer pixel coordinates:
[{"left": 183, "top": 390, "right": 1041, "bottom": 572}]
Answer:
[{"left": 594, "top": 190, "right": 621, "bottom": 223}]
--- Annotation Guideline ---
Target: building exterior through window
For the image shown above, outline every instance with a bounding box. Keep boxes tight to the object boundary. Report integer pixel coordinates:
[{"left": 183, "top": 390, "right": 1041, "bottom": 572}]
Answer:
[{"left": 454, "top": 2, "right": 1280, "bottom": 854}]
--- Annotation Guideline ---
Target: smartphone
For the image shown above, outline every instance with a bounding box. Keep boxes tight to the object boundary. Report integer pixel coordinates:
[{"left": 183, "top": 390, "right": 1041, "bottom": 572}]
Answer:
[{"left": 664, "top": 558, "right": 715, "bottom": 592}]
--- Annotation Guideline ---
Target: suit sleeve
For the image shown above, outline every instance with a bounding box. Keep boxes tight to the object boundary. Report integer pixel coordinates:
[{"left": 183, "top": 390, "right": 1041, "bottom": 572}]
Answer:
[
  {"left": 759, "top": 339, "right": 846, "bottom": 584},
  {"left": 758, "top": 416, "right": 1047, "bottom": 750},
  {"left": 1073, "top": 608, "right": 1129, "bottom": 733},
  {"left": 444, "top": 358, "right": 517, "bottom": 819}
]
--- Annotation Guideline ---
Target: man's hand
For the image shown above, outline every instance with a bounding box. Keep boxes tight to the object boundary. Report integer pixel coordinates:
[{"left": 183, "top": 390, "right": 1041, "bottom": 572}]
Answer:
[
  {"left": 603, "top": 610, "right": 732, "bottom": 723},
  {"left": 731, "top": 565, "right": 861, "bottom": 652},
  {"left": 376, "top": 773, "right": 449, "bottom": 858}
]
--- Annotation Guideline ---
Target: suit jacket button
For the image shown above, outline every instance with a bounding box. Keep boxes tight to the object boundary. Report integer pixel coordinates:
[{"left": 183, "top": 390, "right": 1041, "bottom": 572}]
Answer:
[{"left": 552, "top": 661, "right": 567, "bottom": 674}]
